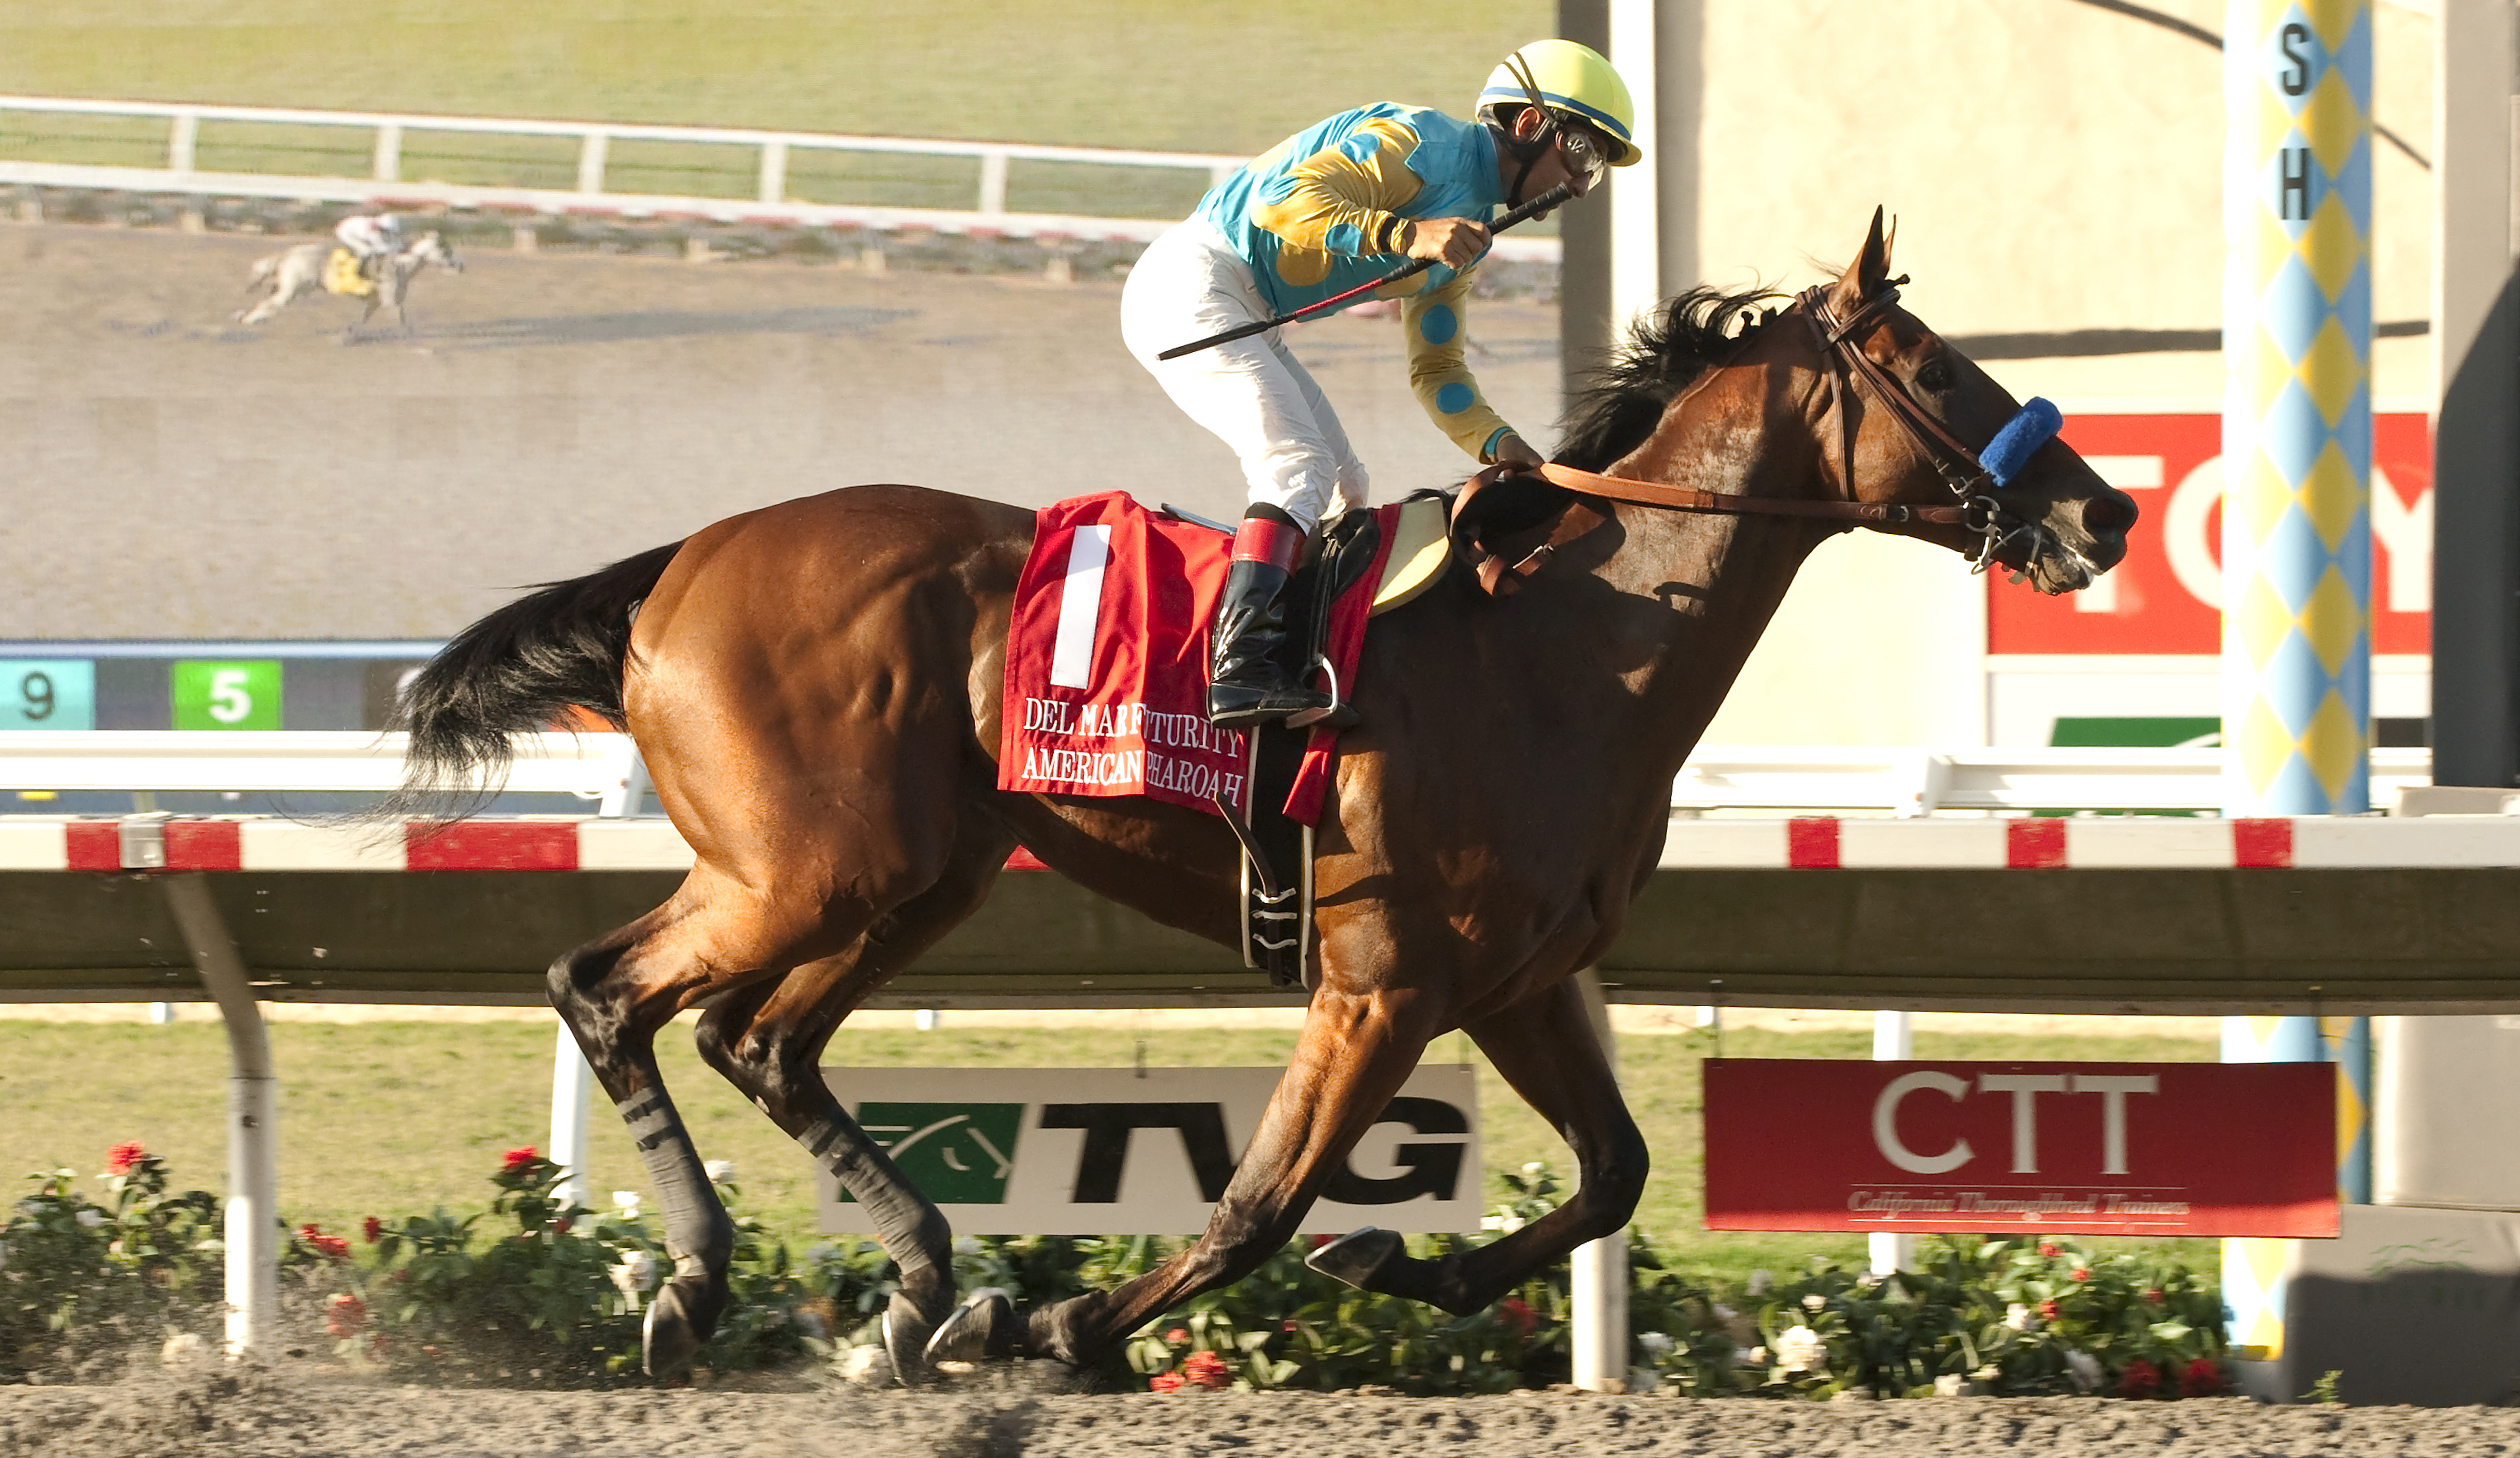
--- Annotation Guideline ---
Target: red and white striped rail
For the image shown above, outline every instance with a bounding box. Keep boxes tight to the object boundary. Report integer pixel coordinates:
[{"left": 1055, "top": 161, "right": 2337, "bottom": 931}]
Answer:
[{"left": 8, "top": 814, "right": 2520, "bottom": 873}]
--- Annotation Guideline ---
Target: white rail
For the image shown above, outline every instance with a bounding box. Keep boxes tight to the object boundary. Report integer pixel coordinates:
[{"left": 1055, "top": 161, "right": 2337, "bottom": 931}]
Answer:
[
  {"left": 1672, "top": 746, "right": 2433, "bottom": 815},
  {"left": 0, "top": 94, "right": 1563, "bottom": 258},
  {"left": 0, "top": 731, "right": 640, "bottom": 809},
  {"left": 0, "top": 734, "right": 2434, "bottom": 815}
]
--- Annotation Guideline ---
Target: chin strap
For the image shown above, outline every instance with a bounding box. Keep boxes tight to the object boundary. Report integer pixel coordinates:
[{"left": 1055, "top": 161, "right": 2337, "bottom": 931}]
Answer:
[{"left": 1493, "top": 50, "right": 1563, "bottom": 207}]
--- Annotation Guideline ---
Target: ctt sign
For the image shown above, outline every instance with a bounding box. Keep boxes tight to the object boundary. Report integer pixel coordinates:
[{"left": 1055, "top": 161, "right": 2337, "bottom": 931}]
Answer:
[
  {"left": 817, "top": 1065, "right": 1479, "bottom": 1235},
  {"left": 1703, "top": 1059, "right": 2337, "bottom": 1239}
]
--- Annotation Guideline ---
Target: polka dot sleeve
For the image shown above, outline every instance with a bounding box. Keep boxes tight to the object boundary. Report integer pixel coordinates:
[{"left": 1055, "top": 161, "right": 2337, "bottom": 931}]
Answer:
[{"left": 1399, "top": 270, "right": 1512, "bottom": 461}]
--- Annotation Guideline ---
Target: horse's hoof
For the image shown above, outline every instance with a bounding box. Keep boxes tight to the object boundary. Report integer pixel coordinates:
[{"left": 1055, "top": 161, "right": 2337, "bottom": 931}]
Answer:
[
  {"left": 640, "top": 1273, "right": 726, "bottom": 1377},
  {"left": 881, "top": 1288, "right": 955, "bottom": 1385},
  {"left": 1306, "top": 1227, "right": 1405, "bottom": 1291},
  {"left": 924, "top": 1287, "right": 1013, "bottom": 1364}
]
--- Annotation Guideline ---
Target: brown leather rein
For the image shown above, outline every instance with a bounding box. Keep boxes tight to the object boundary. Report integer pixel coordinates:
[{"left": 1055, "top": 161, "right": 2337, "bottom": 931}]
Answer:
[{"left": 1454, "top": 282, "right": 2057, "bottom": 596}]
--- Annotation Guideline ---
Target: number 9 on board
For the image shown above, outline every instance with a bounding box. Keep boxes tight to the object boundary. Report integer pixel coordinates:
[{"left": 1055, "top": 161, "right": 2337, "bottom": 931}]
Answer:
[{"left": 0, "top": 660, "right": 96, "bottom": 730}]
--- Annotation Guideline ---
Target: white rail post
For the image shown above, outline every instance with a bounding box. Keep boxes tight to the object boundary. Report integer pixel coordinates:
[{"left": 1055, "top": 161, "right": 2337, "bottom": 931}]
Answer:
[
  {"left": 576, "top": 130, "right": 609, "bottom": 195},
  {"left": 549, "top": 1022, "right": 594, "bottom": 1212},
  {"left": 372, "top": 122, "right": 402, "bottom": 183},
  {"left": 757, "top": 138, "right": 787, "bottom": 205},
  {"left": 1569, "top": 968, "right": 1630, "bottom": 1393},
  {"left": 1869, "top": 1010, "right": 1916, "bottom": 1274},
  {"left": 977, "top": 150, "right": 1009, "bottom": 215},
  {"left": 167, "top": 111, "right": 198, "bottom": 175},
  {"left": 159, "top": 868, "right": 277, "bottom": 1360}
]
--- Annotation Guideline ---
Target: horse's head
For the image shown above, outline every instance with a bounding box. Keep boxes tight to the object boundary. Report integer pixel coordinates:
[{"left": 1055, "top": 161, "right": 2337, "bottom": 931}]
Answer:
[
  {"left": 1797, "top": 209, "right": 2135, "bottom": 594},
  {"left": 413, "top": 232, "right": 464, "bottom": 273}
]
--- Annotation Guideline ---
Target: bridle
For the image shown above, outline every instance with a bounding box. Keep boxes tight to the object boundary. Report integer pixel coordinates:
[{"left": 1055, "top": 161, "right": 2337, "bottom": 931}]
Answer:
[{"left": 1507, "top": 284, "right": 2087, "bottom": 590}]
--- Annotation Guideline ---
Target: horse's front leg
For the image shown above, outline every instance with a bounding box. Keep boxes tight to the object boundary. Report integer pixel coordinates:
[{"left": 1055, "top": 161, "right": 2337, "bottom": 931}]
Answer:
[
  {"left": 1314, "top": 974, "right": 1647, "bottom": 1315},
  {"left": 945, "top": 984, "right": 1443, "bottom": 1371}
]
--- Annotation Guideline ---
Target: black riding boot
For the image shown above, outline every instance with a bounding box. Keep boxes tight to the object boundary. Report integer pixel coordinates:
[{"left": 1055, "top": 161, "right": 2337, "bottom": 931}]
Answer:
[{"left": 1207, "top": 558, "right": 1334, "bottom": 730}]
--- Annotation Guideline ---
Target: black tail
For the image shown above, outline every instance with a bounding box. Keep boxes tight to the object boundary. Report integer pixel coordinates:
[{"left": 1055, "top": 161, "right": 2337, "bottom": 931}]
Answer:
[{"left": 382, "top": 542, "right": 683, "bottom": 820}]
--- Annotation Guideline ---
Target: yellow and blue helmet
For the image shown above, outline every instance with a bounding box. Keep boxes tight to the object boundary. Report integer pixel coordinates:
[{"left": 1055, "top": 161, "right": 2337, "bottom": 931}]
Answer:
[{"left": 1477, "top": 39, "right": 1641, "bottom": 167}]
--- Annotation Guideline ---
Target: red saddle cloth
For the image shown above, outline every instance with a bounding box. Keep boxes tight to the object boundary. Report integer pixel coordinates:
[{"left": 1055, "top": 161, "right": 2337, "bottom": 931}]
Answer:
[{"left": 997, "top": 491, "right": 1399, "bottom": 825}]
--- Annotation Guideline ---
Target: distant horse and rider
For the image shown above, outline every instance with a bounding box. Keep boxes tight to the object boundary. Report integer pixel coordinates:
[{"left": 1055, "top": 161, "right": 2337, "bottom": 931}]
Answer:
[
  {"left": 385, "top": 209, "right": 2137, "bottom": 1385},
  {"left": 236, "top": 212, "right": 463, "bottom": 332}
]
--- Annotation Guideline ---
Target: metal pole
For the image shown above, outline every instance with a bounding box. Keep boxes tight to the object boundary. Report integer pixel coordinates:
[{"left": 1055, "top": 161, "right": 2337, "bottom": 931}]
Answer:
[
  {"left": 159, "top": 872, "right": 277, "bottom": 1360},
  {"left": 1568, "top": 969, "right": 1629, "bottom": 1393},
  {"left": 2220, "top": 0, "right": 2374, "bottom": 818},
  {"left": 1868, "top": 1010, "right": 1915, "bottom": 1275},
  {"left": 2430, "top": 0, "right": 2520, "bottom": 788}
]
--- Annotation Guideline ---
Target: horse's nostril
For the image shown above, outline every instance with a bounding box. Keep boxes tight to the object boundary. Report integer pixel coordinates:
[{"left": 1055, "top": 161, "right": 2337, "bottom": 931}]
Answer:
[{"left": 2082, "top": 490, "right": 2138, "bottom": 537}]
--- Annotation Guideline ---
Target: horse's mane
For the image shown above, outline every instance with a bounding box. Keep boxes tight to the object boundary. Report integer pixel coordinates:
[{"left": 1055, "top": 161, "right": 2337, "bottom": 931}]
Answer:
[{"left": 1554, "top": 285, "right": 1789, "bottom": 472}]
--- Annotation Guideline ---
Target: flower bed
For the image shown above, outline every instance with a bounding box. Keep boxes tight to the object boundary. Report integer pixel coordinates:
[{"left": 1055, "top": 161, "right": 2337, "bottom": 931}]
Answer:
[{"left": 2, "top": 1150, "right": 2229, "bottom": 1397}]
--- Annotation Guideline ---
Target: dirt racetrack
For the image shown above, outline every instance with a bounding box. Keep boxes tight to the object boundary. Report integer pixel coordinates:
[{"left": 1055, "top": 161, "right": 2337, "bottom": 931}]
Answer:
[
  {"left": 3, "top": 1366, "right": 2515, "bottom": 1458},
  {"left": 0, "top": 221, "right": 1561, "bottom": 641}
]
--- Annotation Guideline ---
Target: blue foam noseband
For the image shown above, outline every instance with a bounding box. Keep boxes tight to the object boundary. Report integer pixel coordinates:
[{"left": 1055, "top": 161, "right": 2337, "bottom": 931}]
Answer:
[{"left": 1979, "top": 396, "right": 2063, "bottom": 487}]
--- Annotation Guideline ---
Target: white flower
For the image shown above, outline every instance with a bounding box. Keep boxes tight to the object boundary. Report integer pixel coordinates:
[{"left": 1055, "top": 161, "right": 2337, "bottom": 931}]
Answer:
[
  {"left": 2064, "top": 1349, "right": 2103, "bottom": 1393},
  {"left": 1933, "top": 1372, "right": 1967, "bottom": 1397},
  {"left": 1745, "top": 1269, "right": 1773, "bottom": 1297},
  {"left": 2004, "top": 1302, "right": 2033, "bottom": 1331},
  {"left": 1711, "top": 1303, "right": 1737, "bottom": 1321},
  {"left": 1774, "top": 1325, "right": 1827, "bottom": 1374},
  {"left": 1520, "top": 1161, "right": 1546, "bottom": 1176},
  {"left": 703, "top": 1160, "right": 736, "bottom": 1184},
  {"left": 1744, "top": 1346, "right": 1770, "bottom": 1368},
  {"left": 1478, "top": 1215, "right": 1505, "bottom": 1231},
  {"left": 1802, "top": 1293, "right": 1827, "bottom": 1312},
  {"left": 608, "top": 1249, "right": 659, "bottom": 1302},
  {"left": 160, "top": 1333, "right": 205, "bottom": 1365},
  {"left": 952, "top": 1235, "right": 982, "bottom": 1256},
  {"left": 74, "top": 1209, "right": 105, "bottom": 1229},
  {"left": 610, "top": 1190, "right": 642, "bottom": 1215},
  {"left": 1637, "top": 1331, "right": 1675, "bottom": 1358},
  {"left": 1496, "top": 1214, "right": 1525, "bottom": 1234}
]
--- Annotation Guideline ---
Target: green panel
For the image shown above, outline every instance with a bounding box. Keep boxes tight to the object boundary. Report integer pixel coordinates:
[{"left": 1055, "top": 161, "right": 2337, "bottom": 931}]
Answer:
[
  {"left": 2051, "top": 716, "right": 2220, "bottom": 748},
  {"left": 169, "top": 660, "right": 281, "bottom": 730},
  {"left": 843, "top": 1102, "right": 1023, "bottom": 1204}
]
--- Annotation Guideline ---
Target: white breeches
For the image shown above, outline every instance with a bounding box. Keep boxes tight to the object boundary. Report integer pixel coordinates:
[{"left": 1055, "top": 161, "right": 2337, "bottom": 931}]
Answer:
[{"left": 1120, "top": 219, "right": 1369, "bottom": 533}]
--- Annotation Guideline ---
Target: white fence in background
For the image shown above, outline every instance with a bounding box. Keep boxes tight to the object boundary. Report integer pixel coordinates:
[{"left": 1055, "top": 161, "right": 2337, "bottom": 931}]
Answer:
[
  {"left": 0, "top": 733, "right": 2435, "bottom": 816},
  {"left": 0, "top": 94, "right": 1563, "bottom": 259}
]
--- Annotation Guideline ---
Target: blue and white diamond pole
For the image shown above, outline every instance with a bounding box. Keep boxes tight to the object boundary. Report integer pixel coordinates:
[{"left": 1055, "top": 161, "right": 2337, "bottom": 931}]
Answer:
[{"left": 2219, "top": 0, "right": 2373, "bottom": 1396}]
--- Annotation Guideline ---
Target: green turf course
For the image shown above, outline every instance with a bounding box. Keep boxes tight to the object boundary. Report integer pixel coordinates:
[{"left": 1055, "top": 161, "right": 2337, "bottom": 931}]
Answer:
[
  {"left": 0, "top": 3, "right": 1548, "bottom": 154},
  {"left": 0, "top": 1018, "right": 2218, "bottom": 1291}
]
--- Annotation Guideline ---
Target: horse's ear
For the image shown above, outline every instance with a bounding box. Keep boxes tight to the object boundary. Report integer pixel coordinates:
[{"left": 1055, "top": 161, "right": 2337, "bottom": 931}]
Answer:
[{"left": 1831, "top": 206, "right": 1894, "bottom": 303}]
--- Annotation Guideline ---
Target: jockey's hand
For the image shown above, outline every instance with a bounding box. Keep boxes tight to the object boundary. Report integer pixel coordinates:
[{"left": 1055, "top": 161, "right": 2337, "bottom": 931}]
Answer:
[
  {"left": 1404, "top": 217, "right": 1490, "bottom": 270},
  {"left": 1491, "top": 433, "right": 1546, "bottom": 472}
]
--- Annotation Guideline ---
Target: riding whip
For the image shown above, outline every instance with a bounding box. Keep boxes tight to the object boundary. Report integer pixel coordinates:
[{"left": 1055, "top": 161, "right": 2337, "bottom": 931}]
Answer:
[{"left": 1157, "top": 181, "right": 1578, "bottom": 361}]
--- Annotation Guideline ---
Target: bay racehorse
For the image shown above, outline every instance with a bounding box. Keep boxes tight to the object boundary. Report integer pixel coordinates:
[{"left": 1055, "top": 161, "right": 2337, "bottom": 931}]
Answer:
[
  {"left": 388, "top": 211, "right": 2135, "bottom": 1381},
  {"left": 237, "top": 230, "right": 462, "bottom": 331}
]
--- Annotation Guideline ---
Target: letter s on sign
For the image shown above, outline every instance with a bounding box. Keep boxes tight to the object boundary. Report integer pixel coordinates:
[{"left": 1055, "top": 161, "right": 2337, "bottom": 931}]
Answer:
[{"left": 1872, "top": 1071, "right": 1974, "bottom": 1175}]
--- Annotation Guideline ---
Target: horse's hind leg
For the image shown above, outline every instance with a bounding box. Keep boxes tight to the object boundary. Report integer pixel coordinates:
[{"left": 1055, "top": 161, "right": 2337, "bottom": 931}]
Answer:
[
  {"left": 692, "top": 818, "right": 1015, "bottom": 1379},
  {"left": 1312, "top": 975, "right": 1647, "bottom": 1315},
  {"left": 549, "top": 867, "right": 876, "bottom": 1376}
]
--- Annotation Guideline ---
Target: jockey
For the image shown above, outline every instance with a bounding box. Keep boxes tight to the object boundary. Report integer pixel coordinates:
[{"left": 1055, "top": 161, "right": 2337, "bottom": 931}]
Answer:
[
  {"left": 1121, "top": 40, "right": 1639, "bottom": 730},
  {"left": 333, "top": 211, "right": 404, "bottom": 280}
]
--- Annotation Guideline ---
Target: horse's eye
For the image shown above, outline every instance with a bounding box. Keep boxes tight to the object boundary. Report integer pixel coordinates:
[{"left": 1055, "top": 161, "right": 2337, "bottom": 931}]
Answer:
[{"left": 1916, "top": 359, "right": 1954, "bottom": 392}]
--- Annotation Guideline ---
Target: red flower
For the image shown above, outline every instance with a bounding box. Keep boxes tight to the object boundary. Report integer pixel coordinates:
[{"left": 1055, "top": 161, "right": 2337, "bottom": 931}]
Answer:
[
  {"left": 2037, "top": 1241, "right": 2060, "bottom": 1258},
  {"left": 105, "top": 1143, "right": 146, "bottom": 1176},
  {"left": 2118, "top": 1358, "right": 2162, "bottom": 1399},
  {"left": 1180, "top": 1350, "right": 1232, "bottom": 1389},
  {"left": 325, "top": 1293, "right": 368, "bottom": 1338},
  {"left": 1499, "top": 1296, "right": 1538, "bottom": 1337},
  {"left": 1281, "top": 1319, "right": 1300, "bottom": 1332},
  {"left": 363, "top": 1216, "right": 385, "bottom": 1244},
  {"left": 501, "top": 1146, "right": 539, "bottom": 1174},
  {"left": 2144, "top": 1286, "right": 2165, "bottom": 1305},
  {"left": 2180, "top": 1358, "right": 2227, "bottom": 1397},
  {"left": 2070, "top": 1267, "right": 2092, "bottom": 1283},
  {"left": 1148, "top": 1372, "right": 1184, "bottom": 1393},
  {"left": 297, "top": 1225, "right": 349, "bottom": 1261},
  {"left": 2038, "top": 1299, "right": 2061, "bottom": 1322},
  {"left": 1164, "top": 1327, "right": 1189, "bottom": 1344}
]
